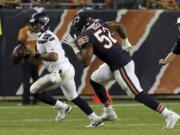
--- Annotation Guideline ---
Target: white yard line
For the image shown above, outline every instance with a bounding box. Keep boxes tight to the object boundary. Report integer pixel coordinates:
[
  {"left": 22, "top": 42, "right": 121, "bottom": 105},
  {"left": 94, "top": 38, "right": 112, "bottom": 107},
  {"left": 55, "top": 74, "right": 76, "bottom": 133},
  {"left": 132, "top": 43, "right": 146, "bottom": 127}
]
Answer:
[
  {"left": 0, "top": 102, "right": 179, "bottom": 109},
  {"left": 0, "top": 118, "right": 179, "bottom": 128}
]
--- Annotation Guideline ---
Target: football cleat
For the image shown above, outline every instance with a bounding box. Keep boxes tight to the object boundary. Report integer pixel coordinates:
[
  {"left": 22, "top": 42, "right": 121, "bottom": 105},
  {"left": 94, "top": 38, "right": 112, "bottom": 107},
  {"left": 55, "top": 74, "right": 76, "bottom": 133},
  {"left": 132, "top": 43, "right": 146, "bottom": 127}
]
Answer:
[
  {"left": 164, "top": 110, "right": 180, "bottom": 129},
  {"left": 86, "top": 121, "right": 104, "bottom": 128},
  {"left": 55, "top": 105, "right": 72, "bottom": 122},
  {"left": 99, "top": 108, "right": 118, "bottom": 121},
  {"left": 86, "top": 117, "right": 104, "bottom": 128}
]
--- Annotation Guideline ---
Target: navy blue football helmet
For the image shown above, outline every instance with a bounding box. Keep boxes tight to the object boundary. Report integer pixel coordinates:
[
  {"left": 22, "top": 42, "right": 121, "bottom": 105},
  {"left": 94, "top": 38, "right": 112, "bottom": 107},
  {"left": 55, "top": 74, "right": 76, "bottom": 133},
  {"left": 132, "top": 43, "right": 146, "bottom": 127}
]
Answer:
[
  {"left": 29, "top": 12, "right": 49, "bottom": 33},
  {"left": 72, "top": 11, "right": 94, "bottom": 32}
]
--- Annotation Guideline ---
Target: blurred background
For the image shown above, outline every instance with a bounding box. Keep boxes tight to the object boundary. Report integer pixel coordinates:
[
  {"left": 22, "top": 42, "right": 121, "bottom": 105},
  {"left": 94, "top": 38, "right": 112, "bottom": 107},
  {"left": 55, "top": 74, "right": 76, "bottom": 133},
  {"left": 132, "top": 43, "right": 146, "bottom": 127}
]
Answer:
[
  {"left": 0, "top": 0, "right": 180, "bottom": 102},
  {"left": 1, "top": 0, "right": 180, "bottom": 10}
]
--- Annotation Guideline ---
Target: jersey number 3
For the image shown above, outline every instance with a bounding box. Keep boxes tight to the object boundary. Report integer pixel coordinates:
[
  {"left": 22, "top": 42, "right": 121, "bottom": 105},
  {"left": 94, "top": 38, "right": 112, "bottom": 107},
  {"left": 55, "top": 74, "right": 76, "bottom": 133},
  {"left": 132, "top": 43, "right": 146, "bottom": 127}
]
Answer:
[{"left": 94, "top": 27, "right": 117, "bottom": 49}]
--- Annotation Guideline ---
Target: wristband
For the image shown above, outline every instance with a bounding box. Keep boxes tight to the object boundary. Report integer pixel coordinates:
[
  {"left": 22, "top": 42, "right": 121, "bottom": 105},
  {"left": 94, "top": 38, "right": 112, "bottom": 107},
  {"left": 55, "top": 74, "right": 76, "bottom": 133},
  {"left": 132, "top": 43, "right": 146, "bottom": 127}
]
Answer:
[
  {"left": 72, "top": 46, "right": 80, "bottom": 54},
  {"left": 122, "top": 38, "right": 130, "bottom": 46}
]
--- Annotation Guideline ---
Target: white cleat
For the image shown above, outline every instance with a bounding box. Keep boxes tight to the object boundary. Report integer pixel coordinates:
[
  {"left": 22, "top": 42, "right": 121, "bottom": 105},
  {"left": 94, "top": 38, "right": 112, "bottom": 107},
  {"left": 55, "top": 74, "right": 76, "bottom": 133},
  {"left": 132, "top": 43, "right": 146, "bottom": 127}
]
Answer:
[
  {"left": 55, "top": 105, "right": 72, "bottom": 122},
  {"left": 86, "top": 121, "right": 104, "bottom": 128},
  {"left": 164, "top": 110, "right": 180, "bottom": 129},
  {"left": 99, "top": 108, "right": 118, "bottom": 121},
  {"left": 86, "top": 117, "right": 104, "bottom": 128}
]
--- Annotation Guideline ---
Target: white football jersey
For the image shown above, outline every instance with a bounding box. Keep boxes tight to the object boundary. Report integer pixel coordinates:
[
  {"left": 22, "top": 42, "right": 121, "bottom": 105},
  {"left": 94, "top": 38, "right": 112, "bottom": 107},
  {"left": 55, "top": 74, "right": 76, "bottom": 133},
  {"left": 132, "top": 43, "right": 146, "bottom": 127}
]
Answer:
[{"left": 36, "top": 30, "right": 70, "bottom": 72}]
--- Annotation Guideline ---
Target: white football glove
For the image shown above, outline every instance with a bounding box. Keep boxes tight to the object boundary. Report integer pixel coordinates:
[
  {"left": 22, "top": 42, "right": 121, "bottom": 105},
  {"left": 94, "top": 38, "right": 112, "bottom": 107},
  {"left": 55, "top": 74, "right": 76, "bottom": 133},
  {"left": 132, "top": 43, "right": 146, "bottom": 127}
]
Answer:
[
  {"left": 62, "top": 33, "right": 80, "bottom": 54},
  {"left": 122, "top": 38, "right": 133, "bottom": 52}
]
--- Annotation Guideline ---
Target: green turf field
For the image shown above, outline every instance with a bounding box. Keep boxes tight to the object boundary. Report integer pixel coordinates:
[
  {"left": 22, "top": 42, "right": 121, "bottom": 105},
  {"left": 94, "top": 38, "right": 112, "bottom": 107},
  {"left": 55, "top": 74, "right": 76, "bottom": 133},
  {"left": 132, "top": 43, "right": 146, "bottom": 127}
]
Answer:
[{"left": 0, "top": 100, "right": 179, "bottom": 135}]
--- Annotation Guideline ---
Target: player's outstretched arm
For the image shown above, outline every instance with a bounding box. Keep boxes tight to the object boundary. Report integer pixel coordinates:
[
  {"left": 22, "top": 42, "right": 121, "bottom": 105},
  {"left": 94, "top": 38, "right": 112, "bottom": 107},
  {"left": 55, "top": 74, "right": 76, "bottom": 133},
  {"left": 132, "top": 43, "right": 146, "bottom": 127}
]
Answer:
[
  {"left": 105, "top": 21, "right": 132, "bottom": 51},
  {"left": 62, "top": 33, "right": 93, "bottom": 67},
  {"left": 159, "top": 52, "right": 176, "bottom": 65},
  {"left": 105, "top": 21, "right": 127, "bottom": 39}
]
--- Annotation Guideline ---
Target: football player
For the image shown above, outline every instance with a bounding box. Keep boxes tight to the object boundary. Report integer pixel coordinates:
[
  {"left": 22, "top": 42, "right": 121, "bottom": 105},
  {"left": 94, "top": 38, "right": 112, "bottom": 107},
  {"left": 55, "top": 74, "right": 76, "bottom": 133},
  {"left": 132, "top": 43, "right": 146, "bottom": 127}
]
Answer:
[
  {"left": 24, "top": 12, "right": 103, "bottom": 127},
  {"left": 12, "top": 15, "right": 73, "bottom": 120},
  {"left": 14, "top": 21, "right": 41, "bottom": 105},
  {"left": 63, "top": 10, "right": 180, "bottom": 129},
  {"left": 159, "top": 17, "right": 180, "bottom": 64}
]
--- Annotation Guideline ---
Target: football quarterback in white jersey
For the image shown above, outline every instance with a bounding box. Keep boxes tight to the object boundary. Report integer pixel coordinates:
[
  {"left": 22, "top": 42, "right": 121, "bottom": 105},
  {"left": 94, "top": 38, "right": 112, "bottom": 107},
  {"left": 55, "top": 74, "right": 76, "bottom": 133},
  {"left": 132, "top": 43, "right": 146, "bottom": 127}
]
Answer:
[{"left": 24, "top": 12, "right": 103, "bottom": 127}]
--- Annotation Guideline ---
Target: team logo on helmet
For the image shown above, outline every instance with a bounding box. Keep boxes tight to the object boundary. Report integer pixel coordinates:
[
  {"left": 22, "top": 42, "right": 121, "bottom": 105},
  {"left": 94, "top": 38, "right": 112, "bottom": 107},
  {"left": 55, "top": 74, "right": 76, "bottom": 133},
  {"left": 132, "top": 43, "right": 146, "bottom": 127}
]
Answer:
[
  {"left": 72, "top": 11, "right": 93, "bottom": 32},
  {"left": 73, "top": 16, "right": 80, "bottom": 24}
]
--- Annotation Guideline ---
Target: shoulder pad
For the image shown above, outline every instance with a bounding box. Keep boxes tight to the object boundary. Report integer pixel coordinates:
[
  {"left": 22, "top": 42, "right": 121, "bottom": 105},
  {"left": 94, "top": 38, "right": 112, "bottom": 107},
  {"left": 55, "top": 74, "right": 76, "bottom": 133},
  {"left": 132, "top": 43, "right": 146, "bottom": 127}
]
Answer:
[
  {"left": 38, "top": 33, "right": 55, "bottom": 44},
  {"left": 43, "top": 34, "right": 52, "bottom": 40}
]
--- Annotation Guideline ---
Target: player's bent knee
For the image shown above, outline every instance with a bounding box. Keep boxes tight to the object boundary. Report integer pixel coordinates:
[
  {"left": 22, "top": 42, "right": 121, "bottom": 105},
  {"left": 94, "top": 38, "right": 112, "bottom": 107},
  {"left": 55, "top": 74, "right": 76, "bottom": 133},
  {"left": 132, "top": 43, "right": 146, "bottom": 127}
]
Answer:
[
  {"left": 30, "top": 83, "right": 39, "bottom": 94},
  {"left": 70, "top": 95, "right": 78, "bottom": 101},
  {"left": 30, "top": 73, "right": 62, "bottom": 94},
  {"left": 91, "top": 71, "right": 100, "bottom": 83},
  {"left": 65, "top": 92, "right": 78, "bottom": 101}
]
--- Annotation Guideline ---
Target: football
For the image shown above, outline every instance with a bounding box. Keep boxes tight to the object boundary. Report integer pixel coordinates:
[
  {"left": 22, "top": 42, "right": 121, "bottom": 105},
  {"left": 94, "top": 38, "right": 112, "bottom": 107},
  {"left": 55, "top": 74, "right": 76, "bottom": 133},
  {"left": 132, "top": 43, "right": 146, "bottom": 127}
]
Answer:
[{"left": 12, "top": 45, "right": 24, "bottom": 65}]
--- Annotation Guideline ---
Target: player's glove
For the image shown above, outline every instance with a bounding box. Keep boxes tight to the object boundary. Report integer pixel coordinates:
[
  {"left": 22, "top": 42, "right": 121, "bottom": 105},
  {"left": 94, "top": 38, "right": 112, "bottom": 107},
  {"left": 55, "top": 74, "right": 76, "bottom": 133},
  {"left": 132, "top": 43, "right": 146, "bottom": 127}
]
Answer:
[
  {"left": 122, "top": 38, "right": 133, "bottom": 52},
  {"left": 62, "top": 33, "right": 80, "bottom": 54}
]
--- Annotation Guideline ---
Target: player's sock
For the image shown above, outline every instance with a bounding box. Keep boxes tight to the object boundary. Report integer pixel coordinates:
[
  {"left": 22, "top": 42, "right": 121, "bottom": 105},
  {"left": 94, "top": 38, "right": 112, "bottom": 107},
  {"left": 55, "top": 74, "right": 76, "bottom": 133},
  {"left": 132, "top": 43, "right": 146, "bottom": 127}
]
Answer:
[
  {"left": 71, "top": 96, "right": 93, "bottom": 115},
  {"left": 104, "top": 105, "right": 113, "bottom": 111},
  {"left": 55, "top": 100, "right": 68, "bottom": 109},
  {"left": 90, "top": 79, "right": 108, "bottom": 103},
  {"left": 135, "top": 92, "right": 165, "bottom": 113},
  {"left": 33, "top": 92, "right": 56, "bottom": 105},
  {"left": 88, "top": 112, "right": 98, "bottom": 120},
  {"left": 161, "top": 107, "right": 170, "bottom": 117}
]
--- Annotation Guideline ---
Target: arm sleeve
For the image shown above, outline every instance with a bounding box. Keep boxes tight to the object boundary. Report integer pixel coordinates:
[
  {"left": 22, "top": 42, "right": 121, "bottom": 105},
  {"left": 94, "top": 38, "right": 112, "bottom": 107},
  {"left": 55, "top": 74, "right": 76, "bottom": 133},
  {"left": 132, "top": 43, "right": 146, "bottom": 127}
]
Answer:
[{"left": 172, "top": 36, "right": 180, "bottom": 54}]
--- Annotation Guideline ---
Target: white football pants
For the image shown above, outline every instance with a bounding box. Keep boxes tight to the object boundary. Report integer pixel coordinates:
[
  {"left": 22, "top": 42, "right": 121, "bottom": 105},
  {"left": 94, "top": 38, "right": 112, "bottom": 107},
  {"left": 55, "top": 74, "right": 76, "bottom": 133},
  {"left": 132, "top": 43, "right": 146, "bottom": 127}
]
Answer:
[
  {"left": 91, "top": 60, "right": 143, "bottom": 95},
  {"left": 30, "top": 63, "right": 78, "bottom": 101}
]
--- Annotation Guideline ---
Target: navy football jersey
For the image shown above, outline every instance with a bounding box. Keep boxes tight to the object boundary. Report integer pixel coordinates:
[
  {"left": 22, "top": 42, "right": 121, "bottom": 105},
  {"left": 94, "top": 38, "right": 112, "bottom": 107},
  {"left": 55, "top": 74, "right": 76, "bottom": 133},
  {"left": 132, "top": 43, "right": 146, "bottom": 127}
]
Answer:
[
  {"left": 172, "top": 35, "right": 180, "bottom": 54},
  {"left": 77, "top": 21, "right": 132, "bottom": 71}
]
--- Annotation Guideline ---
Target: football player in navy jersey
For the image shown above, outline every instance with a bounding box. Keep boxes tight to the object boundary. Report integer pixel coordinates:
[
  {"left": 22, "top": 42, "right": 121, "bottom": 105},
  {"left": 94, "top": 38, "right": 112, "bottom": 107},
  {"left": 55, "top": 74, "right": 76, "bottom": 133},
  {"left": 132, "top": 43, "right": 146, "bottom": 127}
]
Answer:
[
  {"left": 159, "top": 17, "right": 180, "bottom": 64},
  {"left": 63, "top": 11, "right": 180, "bottom": 129}
]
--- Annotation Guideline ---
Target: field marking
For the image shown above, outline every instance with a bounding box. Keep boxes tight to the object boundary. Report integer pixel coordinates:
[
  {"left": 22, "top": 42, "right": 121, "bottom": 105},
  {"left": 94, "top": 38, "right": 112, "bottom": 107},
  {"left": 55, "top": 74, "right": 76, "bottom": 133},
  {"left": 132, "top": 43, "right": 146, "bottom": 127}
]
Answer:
[
  {"left": 0, "top": 118, "right": 136, "bottom": 123},
  {"left": 0, "top": 102, "right": 180, "bottom": 109},
  {"left": 0, "top": 117, "right": 179, "bottom": 128}
]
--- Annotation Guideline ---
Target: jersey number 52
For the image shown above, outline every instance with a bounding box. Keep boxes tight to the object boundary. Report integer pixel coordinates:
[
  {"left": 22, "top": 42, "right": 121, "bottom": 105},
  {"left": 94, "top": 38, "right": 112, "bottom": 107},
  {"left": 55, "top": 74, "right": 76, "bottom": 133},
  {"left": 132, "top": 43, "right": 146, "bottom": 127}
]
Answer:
[{"left": 94, "top": 27, "right": 117, "bottom": 49}]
